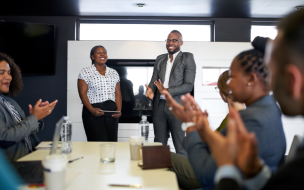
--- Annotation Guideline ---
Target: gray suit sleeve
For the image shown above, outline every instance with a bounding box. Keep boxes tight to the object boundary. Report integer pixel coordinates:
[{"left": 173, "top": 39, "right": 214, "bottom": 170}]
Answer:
[
  {"left": 183, "top": 131, "right": 218, "bottom": 188},
  {"left": 168, "top": 53, "right": 196, "bottom": 97},
  {"left": 0, "top": 113, "right": 39, "bottom": 149},
  {"left": 148, "top": 57, "right": 160, "bottom": 93}
]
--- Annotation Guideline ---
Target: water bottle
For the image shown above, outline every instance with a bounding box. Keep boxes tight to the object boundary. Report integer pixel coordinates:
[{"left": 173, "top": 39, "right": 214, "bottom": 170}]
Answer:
[
  {"left": 139, "top": 115, "right": 149, "bottom": 145},
  {"left": 61, "top": 116, "right": 72, "bottom": 154}
]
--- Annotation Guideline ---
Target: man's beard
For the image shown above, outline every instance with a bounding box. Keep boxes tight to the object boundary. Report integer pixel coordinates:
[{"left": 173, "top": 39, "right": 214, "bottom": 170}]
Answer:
[
  {"left": 167, "top": 47, "right": 178, "bottom": 54},
  {"left": 273, "top": 78, "right": 300, "bottom": 116}
]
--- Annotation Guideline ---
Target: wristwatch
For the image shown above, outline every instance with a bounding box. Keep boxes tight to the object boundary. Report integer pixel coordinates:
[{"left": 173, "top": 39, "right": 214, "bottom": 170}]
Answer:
[{"left": 181, "top": 122, "right": 195, "bottom": 131}]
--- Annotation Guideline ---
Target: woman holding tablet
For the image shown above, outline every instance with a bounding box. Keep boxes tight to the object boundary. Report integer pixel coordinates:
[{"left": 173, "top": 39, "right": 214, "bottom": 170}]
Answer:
[{"left": 78, "top": 45, "right": 122, "bottom": 141}]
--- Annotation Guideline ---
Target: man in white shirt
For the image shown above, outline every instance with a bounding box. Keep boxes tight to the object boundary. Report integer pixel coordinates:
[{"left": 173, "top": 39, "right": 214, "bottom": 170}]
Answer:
[{"left": 145, "top": 30, "right": 196, "bottom": 156}]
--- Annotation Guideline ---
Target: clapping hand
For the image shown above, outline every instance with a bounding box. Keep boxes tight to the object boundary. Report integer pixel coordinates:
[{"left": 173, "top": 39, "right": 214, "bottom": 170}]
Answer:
[
  {"left": 29, "top": 100, "right": 49, "bottom": 114},
  {"left": 30, "top": 99, "right": 58, "bottom": 120},
  {"left": 154, "top": 79, "right": 167, "bottom": 94},
  {"left": 200, "top": 107, "right": 262, "bottom": 178},
  {"left": 145, "top": 84, "right": 154, "bottom": 100},
  {"left": 163, "top": 92, "right": 204, "bottom": 124}
]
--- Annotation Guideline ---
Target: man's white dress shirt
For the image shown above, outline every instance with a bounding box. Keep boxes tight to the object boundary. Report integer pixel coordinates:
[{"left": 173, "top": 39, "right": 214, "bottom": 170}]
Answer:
[{"left": 160, "top": 51, "right": 180, "bottom": 100}]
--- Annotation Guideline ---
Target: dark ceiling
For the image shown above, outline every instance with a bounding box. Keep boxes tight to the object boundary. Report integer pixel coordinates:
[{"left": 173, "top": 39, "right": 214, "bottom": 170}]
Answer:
[{"left": 1, "top": 0, "right": 303, "bottom": 18}]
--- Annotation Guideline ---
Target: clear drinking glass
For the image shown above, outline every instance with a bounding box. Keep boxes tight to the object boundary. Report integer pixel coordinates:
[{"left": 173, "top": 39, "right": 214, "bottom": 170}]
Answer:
[
  {"left": 129, "top": 136, "right": 144, "bottom": 160},
  {"left": 100, "top": 143, "right": 116, "bottom": 163}
]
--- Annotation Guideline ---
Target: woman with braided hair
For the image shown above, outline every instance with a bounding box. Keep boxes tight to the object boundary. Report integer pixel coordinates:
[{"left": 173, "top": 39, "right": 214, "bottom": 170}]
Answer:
[
  {"left": 221, "top": 36, "right": 286, "bottom": 171},
  {"left": 227, "top": 37, "right": 271, "bottom": 104}
]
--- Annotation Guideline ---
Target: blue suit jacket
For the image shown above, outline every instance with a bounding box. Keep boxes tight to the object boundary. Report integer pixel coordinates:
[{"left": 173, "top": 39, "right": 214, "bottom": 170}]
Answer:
[{"left": 183, "top": 95, "right": 286, "bottom": 190}]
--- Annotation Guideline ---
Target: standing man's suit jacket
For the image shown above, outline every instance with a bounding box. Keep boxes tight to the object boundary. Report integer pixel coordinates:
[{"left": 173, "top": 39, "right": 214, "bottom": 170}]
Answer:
[
  {"left": 148, "top": 51, "right": 196, "bottom": 114},
  {"left": 216, "top": 144, "right": 304, "bottom": 190}
]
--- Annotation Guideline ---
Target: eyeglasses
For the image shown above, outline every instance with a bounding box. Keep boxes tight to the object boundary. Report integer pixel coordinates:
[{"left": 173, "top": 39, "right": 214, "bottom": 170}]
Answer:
[{"left": 165, "top": 39, "right": 180, "bottom": 43}]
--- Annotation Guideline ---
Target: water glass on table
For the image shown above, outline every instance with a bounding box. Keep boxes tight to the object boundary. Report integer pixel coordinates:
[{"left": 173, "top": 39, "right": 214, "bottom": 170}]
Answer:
[
  {"left": 129, "top": 136, "right": 144, "bottom": 160},
  {"left": 42, "top": 155, "right": 68, "bottom": 190},
  {"left": 100, "top": 143, "right": 116, "bottom": 163}
]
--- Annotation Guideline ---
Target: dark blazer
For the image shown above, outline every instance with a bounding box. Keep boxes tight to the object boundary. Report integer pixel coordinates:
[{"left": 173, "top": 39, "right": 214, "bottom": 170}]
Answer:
[
  {"left": 148, "top": 51, "right": 196, "bottom": 114},
  {"left": 217, "top": 145, "right": 304, "bottom": 190},
  {"left": 0, "top": 96, "right": 41, "bottom": 161},
  {"left": 183, "top": 95, "right": 286, "bottom": 190}
]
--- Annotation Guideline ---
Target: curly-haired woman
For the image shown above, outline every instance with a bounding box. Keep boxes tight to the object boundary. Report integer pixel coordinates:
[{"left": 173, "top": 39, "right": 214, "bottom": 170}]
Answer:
[{"left": 0, "top": 52, "right": 58, "bottom": 161}]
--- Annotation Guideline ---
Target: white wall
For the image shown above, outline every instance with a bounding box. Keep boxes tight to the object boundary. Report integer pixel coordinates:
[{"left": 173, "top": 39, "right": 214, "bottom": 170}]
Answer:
[{"left": 68, "top": 40, "right": 304, "bottom": 154}]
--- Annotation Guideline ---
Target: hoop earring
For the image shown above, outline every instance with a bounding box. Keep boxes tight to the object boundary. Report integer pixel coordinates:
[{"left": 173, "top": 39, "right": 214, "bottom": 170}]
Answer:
[{"left": 248, "top": 82, "right": 251, "bottom": 86}]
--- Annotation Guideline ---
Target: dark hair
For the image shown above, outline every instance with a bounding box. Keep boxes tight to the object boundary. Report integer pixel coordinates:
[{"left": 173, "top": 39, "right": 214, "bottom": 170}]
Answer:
[
  {"left": 90, "top": 45, "right": 107, "bottom": 64},
  {"left": 217, "top": 70, "right": 230, "bottom": 102},
  {"left": 276, "top": 10, "right": 304, "bottom": 70},
  {"left": 235, "top": 36, "right": 269, "bottom": 84},
  {"left": 170, "top": 30, "right": 183, "bottom": 38},
  {"left": 0, "top": 53, "right": 23, "bottom": 96},
  {"left": 139, "top": 85, "right": 144, "bottom": 92}
]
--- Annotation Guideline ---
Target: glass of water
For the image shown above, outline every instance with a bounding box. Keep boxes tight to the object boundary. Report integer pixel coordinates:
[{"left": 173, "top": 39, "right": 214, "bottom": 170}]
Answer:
[{"left": 100, "top": 143, "right": 116, "bottom": 163}]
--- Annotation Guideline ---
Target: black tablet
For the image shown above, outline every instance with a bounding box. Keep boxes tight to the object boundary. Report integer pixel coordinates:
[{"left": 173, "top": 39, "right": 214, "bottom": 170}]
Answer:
[{"left": 100, "top": 110, "right": 121, "bottom": 115}]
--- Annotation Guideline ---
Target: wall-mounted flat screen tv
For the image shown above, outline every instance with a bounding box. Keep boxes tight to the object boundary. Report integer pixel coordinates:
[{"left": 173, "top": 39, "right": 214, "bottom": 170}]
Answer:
[{"left": 0, "top": 21, "right": 55, "bottom": 76}]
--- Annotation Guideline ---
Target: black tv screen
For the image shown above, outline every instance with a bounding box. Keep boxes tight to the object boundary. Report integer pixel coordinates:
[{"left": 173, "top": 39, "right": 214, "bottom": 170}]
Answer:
[
  {"left": 106, "top": 59, "right": 155, "bottom": 123},
  {"left": 0, "top": 21, "right": 55, "bottom": 76}
]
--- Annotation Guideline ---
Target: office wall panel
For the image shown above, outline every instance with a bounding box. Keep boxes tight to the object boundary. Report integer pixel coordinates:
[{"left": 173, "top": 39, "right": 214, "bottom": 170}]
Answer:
[
  {"left": 67, "top": 91, "right": 83, "bottom": 123},
  {"left": 67, "top": 59, "right": 91, "bottom": 91},
  {"left": 195, "top": 42, "right": 252, "bottom": 60}
]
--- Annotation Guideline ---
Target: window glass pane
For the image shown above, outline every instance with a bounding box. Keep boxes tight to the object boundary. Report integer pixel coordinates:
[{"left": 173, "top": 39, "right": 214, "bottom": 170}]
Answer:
[
  {"left": 80, "top": 24, "right": 211, "bottom": 41},
  {"left": 251, "top": 25, "right": 278, "bottom": 41},
  {"left": 124, "top": 67, "right": 153, "bottom": 95},
  {"left": 202, "top": 68, "right": 229, "bottom": 86},
  {"left": 202, "top": 68, "right": 220, "bottom": 85}
]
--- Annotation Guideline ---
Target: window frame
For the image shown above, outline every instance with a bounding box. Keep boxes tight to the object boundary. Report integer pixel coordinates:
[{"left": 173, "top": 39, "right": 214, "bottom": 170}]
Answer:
[
  {"left": 250, "top": 21, "right": 279, "bottom": 40},
  {"left": 76, "top": 19, "right": 214, "bottom": 41},
  {"left": 251, "top": 21, "right": 278, "bottom": 26}
]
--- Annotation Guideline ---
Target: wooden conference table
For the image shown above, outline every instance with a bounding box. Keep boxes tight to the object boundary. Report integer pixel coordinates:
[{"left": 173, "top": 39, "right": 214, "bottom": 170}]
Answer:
[{"left": 18, "top": 142, "right": 178, "bottom": 190}]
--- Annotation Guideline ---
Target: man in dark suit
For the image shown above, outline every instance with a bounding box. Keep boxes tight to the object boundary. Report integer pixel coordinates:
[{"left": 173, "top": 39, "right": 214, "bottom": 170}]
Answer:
[
  {"left": 145, "top": 30, "right": 196, "bottom": 156},
  {"left": 197, "top": 9, "right": 304, "bottom": 190}
]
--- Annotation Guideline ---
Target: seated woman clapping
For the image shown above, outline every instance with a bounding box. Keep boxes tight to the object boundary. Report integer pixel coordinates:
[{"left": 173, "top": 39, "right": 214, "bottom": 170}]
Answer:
[{"left": 0, "top": 53, "right": 57, "bottom": 161}]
